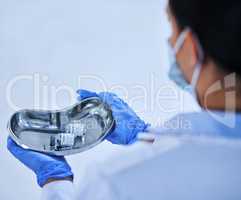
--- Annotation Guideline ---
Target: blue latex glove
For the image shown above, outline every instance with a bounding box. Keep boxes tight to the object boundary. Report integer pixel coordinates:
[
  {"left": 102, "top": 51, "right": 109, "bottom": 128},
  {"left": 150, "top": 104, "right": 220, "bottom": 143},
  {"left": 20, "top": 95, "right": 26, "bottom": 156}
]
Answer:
[
  {"left": 7, "top": 137, "right": 73, "bottom": 187},
  {"left": 77, "top": 89, "right": 150, "bottom": 145}
]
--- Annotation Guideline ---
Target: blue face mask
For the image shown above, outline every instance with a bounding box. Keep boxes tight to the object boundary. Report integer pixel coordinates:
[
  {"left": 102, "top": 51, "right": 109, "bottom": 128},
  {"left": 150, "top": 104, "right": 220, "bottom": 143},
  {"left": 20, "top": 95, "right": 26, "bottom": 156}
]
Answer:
[{"left": 168, "top": 28, "right": 204, "bottom": 99}]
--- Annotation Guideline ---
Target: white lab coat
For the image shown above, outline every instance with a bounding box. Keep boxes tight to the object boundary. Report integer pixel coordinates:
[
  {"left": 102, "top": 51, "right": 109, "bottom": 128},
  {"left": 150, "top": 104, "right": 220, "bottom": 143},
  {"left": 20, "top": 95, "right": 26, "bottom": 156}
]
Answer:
[{"left": 41, "top": 111, "right": 241, "bottom": 200}]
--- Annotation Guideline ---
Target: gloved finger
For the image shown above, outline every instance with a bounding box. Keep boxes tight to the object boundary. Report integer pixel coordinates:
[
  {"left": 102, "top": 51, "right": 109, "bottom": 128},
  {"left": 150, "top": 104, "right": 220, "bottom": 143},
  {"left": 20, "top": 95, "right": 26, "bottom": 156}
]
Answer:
[
  {"left": 98, "top": 92, "right": 122, "bottom": 108},
  {"left": 8, "top": 137, "right": 43, "bottom": 159},
  {"left": 99, "top": 92, "right": 129, "bottom": 114},
  {"left": 7, "top": 136, "right": 28, "bottom": 157},
  {"left": 76, "top": 89, "right": 99, "bottom": 101},
  {"left": 7, "top": 136, "right": 66, "bottom": 160}
]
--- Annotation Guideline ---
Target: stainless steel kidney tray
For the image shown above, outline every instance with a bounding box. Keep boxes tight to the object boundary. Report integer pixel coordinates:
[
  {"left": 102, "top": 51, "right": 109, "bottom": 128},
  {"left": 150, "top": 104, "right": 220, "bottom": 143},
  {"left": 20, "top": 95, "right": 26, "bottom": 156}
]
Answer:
[{"left": 8, "top": 97, "right": 115, "bottom": 156}]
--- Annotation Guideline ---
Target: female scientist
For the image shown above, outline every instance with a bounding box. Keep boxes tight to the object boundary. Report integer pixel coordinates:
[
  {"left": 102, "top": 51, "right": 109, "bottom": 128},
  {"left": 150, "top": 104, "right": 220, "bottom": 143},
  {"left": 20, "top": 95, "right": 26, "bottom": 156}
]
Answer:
[{"left": 7, "top": 0, "right": 241, "bottom": 199}]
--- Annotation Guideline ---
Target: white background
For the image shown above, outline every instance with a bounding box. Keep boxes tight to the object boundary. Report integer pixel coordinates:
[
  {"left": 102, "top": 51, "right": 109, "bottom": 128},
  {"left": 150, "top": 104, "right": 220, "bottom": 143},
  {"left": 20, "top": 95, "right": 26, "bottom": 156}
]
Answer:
[{"left": 0, "top": 0, "right": 198, "bottom": 199}]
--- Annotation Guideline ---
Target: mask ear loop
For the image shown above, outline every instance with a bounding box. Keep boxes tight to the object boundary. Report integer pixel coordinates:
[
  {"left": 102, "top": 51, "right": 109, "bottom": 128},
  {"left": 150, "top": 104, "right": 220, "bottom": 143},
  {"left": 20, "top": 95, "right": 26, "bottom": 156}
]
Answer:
[
  {"left": 173, "top": 27, "right": 205, "bottom": 99},
  {"left": 173, "top": 28, "right": 191, "bottom": 54},
  {"left": 190, "top": 34, "right": 204, "bottom": 88}
]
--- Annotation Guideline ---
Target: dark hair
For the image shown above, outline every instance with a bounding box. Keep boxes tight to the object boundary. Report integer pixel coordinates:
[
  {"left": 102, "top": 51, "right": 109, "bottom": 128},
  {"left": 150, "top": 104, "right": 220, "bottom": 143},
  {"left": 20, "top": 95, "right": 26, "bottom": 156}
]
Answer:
[{"left": 169, "top": 0, "right": 241, "bottom": 76}]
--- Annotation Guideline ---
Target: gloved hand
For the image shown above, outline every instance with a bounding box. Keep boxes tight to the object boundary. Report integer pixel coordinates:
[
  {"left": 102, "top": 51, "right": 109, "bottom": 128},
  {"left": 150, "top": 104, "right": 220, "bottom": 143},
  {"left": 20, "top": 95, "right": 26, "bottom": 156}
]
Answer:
[
  {"left": 7, "top": 137, "right": 73, "bottom": 187},
  {"left": 77, "top": 89, "right": 150, "bottom": 145}
]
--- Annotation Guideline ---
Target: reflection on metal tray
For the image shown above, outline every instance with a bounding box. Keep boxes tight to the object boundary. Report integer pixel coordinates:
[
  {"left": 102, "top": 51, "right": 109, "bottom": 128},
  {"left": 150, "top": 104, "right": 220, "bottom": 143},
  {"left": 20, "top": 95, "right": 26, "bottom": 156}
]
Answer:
[{"left": 8, "top": 97, "right": 115, "bottom": 156}]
